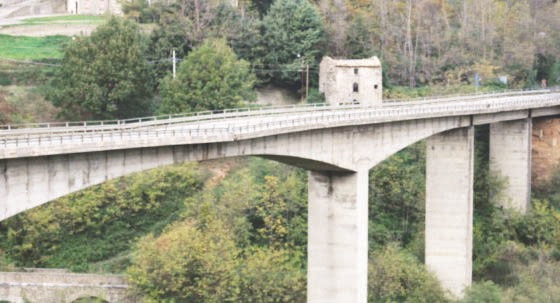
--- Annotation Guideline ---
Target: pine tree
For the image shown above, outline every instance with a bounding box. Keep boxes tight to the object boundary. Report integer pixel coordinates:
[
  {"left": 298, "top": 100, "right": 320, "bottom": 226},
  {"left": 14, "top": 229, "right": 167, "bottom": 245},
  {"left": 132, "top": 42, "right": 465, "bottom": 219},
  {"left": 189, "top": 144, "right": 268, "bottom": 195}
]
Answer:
[{"left": 259, "top": 0, "right": 325, "bottom": 88}]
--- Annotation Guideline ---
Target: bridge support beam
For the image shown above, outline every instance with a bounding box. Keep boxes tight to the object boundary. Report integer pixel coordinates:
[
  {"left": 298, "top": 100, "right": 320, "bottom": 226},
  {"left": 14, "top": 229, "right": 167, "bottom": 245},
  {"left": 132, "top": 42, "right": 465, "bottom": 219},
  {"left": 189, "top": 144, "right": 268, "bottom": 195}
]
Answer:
[
  {"left": 426, "top": 127, "right": 474, "bottom": 298},
  {"left": 308, "top": 170, "right": 368, "bottom": 303},
  {"left": 490, "top": 119, "right": 531, "bottom": 213}
]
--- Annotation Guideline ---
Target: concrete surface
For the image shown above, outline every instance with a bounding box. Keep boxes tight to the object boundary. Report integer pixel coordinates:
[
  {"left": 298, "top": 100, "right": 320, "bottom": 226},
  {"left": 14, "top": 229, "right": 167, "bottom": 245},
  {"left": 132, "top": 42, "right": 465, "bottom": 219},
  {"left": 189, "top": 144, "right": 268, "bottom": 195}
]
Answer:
[
  {"left": 425, "top": 127, "right": 474, "bottom": 298},
  {"left": 490, "top": 119, "right": 532, "bottom": 212},
  {"left": 0, "top": 271, "right": 134, "bottom": 303},
  {"left": 307, "top": 170, "right": 368, "bottom": 303},
  {"left": 2, "top": 91, "right": 560, "bottom": 301}
]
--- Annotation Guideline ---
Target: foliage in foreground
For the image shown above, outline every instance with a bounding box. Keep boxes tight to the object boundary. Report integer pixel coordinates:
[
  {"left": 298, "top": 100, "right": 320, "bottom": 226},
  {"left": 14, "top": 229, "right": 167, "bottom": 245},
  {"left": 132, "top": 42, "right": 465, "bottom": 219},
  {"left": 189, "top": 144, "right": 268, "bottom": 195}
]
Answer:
[
  {"left": 128, "top": 219, "right": 240, "bottom": 302},
  {"left": 128, "top": 158, "right": 307, "bottom": 302},
  {"left": 0, "top": 249, "right": 15, "bottom": 271},
  {"left": 0, "top": 162, "right": 204, "bottom": 272},
  {"left": 128, "top": 218, "right": 306, "bottom": 303},
  {"left": 462, "top": 281, "right": 502, "bottom": 303},
  {"left": 369, "top": 142, "right": 426, "bottom": 253},
  {"left": 368, "top": 244, "right": 448, "bottom": 303},
  {"left": 127, "top": 157, "right": 450, "bottom": 302}
]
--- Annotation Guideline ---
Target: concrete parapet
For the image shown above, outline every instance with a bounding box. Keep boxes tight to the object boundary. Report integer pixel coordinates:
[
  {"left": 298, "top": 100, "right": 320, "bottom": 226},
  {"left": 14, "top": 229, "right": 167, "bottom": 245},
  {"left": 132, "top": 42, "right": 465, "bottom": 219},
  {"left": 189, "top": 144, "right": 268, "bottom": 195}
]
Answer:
[{"left": 425, "top": 127, "right": 474, "bottom": 298}]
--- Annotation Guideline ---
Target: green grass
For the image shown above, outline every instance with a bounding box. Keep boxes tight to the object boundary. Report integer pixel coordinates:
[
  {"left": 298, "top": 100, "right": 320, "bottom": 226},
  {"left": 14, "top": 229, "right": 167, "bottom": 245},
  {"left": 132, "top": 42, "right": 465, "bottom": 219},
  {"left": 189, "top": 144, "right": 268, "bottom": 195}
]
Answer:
[
  {"left": 0, "top": 34, "right": 70, "bottom": 60},
  {"left": 20, "top": 14, "right": 109, "bottom": 25}
]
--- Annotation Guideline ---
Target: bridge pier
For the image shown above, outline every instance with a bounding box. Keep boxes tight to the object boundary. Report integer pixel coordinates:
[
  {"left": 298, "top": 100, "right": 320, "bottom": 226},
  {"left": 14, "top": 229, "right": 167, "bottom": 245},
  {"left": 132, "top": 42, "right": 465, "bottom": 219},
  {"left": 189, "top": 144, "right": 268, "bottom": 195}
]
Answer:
[
  {"left": 307, "top": 170, "right": 368, "bottom": 303},
  {"left": 425, "top": 127, "right": 474, "bottom": 298},
  {"left": 490, "top": 119, "right": 532, "bottom": 212}
]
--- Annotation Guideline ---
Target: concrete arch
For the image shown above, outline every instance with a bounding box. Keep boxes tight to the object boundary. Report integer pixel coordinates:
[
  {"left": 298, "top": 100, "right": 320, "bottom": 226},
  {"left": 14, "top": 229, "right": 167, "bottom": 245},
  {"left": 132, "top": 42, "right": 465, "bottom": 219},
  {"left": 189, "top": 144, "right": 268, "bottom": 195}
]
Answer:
[
  {"left": 70, "top": 296, "right": 109, "bottom": 303},
  {"left": 66, "top": 291, "right": 109, "bottom": 303},
  {"left": 0, "top": 115, "right": 471, "bottom": 221},
  {"left": 0, "top": 271, "right": 131, "bottom": 303}
]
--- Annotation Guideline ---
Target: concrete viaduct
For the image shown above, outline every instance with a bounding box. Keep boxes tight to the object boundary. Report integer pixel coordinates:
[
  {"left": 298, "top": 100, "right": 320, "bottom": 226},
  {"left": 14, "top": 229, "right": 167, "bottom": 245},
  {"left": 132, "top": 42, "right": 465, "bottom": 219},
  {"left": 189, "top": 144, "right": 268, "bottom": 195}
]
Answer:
[{"left": 1, "top": 90, "right": 560, "bottom": 302}]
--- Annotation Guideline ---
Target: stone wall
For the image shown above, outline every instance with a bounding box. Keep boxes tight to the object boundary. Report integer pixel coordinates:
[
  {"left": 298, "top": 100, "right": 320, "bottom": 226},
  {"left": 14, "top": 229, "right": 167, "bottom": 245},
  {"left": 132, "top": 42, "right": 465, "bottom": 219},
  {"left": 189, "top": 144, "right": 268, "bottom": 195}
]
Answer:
[
  {"left": 0, "top": 271, "right": 135, "bottom": 303},
  {"left": 319, "top": 56, "right": 382, "bottom": 106}
]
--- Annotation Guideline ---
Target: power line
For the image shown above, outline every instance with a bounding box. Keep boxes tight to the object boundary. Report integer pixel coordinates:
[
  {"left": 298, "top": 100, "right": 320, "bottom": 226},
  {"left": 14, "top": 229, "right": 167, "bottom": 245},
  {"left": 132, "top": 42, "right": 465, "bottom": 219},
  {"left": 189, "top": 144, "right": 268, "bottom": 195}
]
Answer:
[
  {"left": 0, "top": 57, "right": 319, "bottom": 73},
  {"left": 251, "top": 68, "right": 317, "bottom": 73}
]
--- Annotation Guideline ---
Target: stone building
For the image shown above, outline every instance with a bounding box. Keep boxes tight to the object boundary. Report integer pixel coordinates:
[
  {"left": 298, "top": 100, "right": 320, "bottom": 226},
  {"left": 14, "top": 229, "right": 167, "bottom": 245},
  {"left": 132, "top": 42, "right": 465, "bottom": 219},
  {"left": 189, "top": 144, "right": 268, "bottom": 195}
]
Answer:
[
  {"left": 319, "top": 56, "right": 382, "bottom": 106},
  {"left": 66, "top": 0, "right": 121, "bottom": 15}
]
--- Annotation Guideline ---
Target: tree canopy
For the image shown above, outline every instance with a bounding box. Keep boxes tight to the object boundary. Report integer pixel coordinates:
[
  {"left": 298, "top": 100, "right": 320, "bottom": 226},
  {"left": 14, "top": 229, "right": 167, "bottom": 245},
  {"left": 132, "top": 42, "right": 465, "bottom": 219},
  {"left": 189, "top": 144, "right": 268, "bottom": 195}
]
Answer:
[
  {"left": 158, "top": 38, "right": 255, "bottom": 113},
  {"left": 48, "top": 17, "right": 153, "bottom": 120},
  {"left": 259, "top": 0, "right": 325, "bottom": 88}
]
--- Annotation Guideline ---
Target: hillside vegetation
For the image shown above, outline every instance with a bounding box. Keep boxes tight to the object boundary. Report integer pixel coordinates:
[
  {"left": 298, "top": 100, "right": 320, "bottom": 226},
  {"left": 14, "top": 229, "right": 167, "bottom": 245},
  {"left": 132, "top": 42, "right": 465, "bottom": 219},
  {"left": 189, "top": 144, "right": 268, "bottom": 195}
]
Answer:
[{"left": 1, "top": 0, "right": 560, "bottom": 301}]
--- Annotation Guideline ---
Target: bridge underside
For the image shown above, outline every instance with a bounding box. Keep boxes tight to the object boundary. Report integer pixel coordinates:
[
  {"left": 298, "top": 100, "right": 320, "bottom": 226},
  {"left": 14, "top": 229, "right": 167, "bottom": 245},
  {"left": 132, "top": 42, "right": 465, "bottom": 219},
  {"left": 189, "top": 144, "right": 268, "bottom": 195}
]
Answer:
[{"left": 0, "top": 115, "right": 471, "bottom": 221}]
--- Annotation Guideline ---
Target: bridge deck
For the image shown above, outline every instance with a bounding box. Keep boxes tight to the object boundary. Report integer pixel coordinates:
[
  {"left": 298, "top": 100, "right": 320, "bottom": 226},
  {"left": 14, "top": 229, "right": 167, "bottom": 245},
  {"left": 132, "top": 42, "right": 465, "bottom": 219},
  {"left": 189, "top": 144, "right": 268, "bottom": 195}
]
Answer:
[{"left": 1, "top": 90, "right": 559, "bottom": 159}]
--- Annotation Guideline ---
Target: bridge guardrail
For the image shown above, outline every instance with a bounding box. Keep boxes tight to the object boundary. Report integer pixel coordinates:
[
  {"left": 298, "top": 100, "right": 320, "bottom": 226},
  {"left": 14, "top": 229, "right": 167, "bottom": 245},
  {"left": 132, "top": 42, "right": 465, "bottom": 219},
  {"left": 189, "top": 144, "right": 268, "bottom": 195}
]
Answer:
[
  {"left": 1, "top": 92, "right": 559, "bottom": 152},
  {"left": 383, "top": 89, "right": 551, "bottom": 105},
  {"left": 0, "top": 102, "right": 332, "bottom": 133},
  {"left": 0, "top": 89, "right": 553, "bottom": 136}
]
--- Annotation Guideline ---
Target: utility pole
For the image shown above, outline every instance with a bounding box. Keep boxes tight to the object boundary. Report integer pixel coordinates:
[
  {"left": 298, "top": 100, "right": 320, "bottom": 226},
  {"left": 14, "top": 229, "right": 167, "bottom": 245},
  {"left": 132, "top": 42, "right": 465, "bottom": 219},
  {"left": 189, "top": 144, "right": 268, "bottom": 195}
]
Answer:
[
  {"left": 306, "top": 63, "right": 309, "bottom": 102},
  {"left": 298, "top": 54, "right": 304, "bottom": 103},
  {"left": 172, "top": 50, "right": 176, "bottom": 79}
]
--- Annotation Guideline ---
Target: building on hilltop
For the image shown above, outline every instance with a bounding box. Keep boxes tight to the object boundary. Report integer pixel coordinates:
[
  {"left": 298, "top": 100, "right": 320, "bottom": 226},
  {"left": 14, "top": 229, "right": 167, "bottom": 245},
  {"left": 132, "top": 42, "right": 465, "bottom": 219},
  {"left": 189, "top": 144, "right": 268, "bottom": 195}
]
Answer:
[{"left": 319, "top": 56, "right": 382, "bottom": 107}]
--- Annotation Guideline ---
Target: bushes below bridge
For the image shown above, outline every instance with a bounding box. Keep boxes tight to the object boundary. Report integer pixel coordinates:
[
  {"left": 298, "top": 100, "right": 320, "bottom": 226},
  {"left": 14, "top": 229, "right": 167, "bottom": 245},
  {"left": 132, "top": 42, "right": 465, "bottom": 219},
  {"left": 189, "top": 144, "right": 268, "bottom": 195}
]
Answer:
[{"left": 0, "top": 162, "right": 205, "bottom": 272}]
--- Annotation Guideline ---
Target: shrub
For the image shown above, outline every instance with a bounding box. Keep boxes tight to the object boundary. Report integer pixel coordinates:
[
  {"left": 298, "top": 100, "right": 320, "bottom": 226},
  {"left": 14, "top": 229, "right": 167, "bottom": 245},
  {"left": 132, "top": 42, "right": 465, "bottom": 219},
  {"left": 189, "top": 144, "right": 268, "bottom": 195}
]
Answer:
[
  {"left": 462, "top": 281, "right": 502, "bottom": 303},
  {"left": 368, "top": 244, "right": 448, "bottom": 303}
]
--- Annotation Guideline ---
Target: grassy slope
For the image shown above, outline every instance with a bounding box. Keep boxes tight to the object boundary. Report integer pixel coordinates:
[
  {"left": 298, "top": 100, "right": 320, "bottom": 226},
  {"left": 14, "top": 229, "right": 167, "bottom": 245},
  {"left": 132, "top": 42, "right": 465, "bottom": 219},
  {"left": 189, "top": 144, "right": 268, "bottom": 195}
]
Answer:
[
  {"left": 0, "top": 29, "right": 71, "bottom": 123},
  {"left": 0, "top": 15, "right": 108, "bottom": 61},
  {"left": 20, "top": 15, "right": 109, "bottom": 25},
  {"left": 0, "top": 34, "right": 69, "bottom": 60}
]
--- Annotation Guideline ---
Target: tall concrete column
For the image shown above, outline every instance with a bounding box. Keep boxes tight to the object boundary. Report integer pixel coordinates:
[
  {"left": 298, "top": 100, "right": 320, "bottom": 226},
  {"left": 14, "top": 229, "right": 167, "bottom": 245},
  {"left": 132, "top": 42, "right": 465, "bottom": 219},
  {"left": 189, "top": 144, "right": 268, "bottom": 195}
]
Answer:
[
  {"left": 426, "top": 127, "right": 474, "bottom": 298},
  {"left": 490, "top": 119, "right": 531, "bottom": 213},
  {"left": 308, "top": 170, "right": 368, "bottom": 303}
]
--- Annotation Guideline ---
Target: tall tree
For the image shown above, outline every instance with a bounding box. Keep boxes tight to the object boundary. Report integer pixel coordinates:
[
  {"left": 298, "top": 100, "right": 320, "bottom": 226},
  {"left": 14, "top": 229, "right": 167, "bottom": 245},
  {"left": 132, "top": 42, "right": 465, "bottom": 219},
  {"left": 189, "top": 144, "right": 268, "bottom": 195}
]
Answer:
[
  {"left": 48, "top": 17, "right": 153, "bottom": 120},
  {"left": 318, "top": 0, "right": 349, "bottom": 56},
  {"left": 249, "top": 0, "right": 275, "bottom": 17},
  {"left": 259, "top": 0, "right": 325, "bottom": 88},
  {"left": 145, "top": 1, "right": 246, "bottom": 86},
  {"left": 147, "top": 9, "right": 192, "bottom": 84},
  {"left": 496, "top": 0, "right": 535, "bottom": 83},
  {"left": 342, "top": 14, "right": 375, "bottom": 59},
  {"left": 158, "top": 38, "right": 256, "bottom": 113}
]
